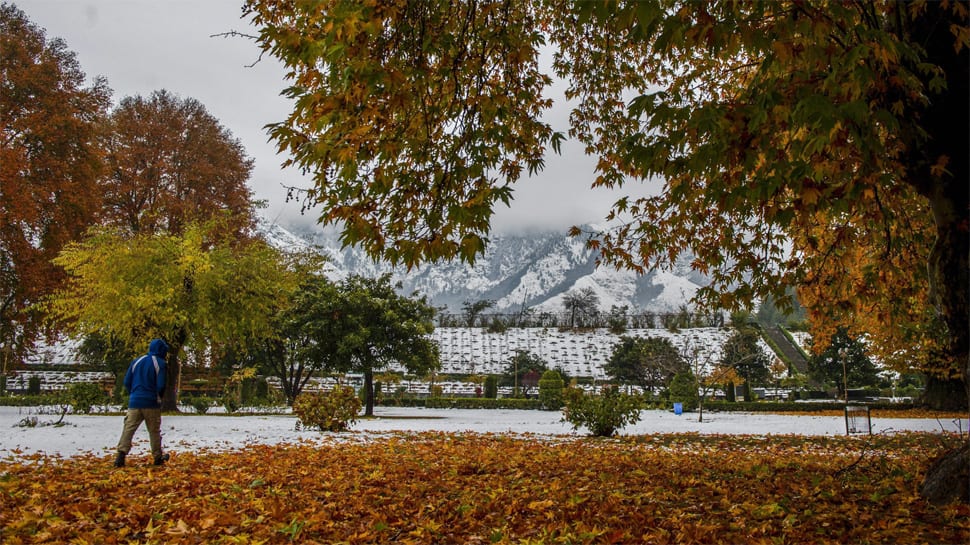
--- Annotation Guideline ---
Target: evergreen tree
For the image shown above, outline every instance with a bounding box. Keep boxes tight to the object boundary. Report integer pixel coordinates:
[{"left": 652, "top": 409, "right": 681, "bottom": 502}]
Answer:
[
  {"left": 304, "top": 274, "right": 440, "bottom": 416},
  {"left": 809, "top": 327, "right": 880, "bottom": 399},
  {"left": 604, "top": 335, "right": 687, "bottom": 394},
  {"left": 502, "top": 350, "right": 548, "bottom": 394},
  {"left": 668, "top": 371, "right": 699, "bottom": 411},
  {"left": 720, "top": 328, "right": 770, "bottom": 400}
]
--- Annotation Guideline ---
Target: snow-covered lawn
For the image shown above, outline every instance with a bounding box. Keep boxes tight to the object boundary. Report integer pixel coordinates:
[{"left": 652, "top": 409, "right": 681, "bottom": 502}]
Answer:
[{"left": 1, "top": 406, "right": 965, "bottom": 461}]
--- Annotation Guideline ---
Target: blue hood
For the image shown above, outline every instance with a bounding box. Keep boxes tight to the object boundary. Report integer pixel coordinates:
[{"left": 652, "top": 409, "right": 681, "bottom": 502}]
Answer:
[{"left": 148, "top": 338, "right": 169, "bottom": 358}]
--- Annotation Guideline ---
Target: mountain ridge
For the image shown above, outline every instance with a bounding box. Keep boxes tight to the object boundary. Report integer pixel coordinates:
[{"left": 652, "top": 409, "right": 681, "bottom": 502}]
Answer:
[{"left": 258, "top": 216, "right": 708, "bottom": 314}]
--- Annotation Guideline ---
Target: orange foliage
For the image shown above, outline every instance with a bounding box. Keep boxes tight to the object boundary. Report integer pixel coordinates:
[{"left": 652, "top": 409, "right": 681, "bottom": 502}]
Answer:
[
  {"left": 1, "top": 432, "right": 967, "bottom": 544},
  {"left": 795, "top": 195, "right": 946, "bottom": 376},
  {"left": 99, "top": 90, "right": 257, "bottom": 238},
  {"left": 0, "top": 4, "right": 110, "bottom": 356}
]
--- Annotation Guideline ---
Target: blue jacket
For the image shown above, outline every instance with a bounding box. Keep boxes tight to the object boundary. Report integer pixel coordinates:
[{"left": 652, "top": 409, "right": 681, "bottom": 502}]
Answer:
[{"left": 124, "top": 339, "right": 168, "bottom": 409}]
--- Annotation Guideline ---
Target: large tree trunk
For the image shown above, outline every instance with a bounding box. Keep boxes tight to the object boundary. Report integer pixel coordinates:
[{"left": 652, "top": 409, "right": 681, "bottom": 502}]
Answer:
[
  {"left": 161, "top": 328, "right": 188, "bottom": 412},
  {"left": 920, "top": 443, "right": 970, "bottom": 505},
  {"left": 907, "top": 1, "right": 970, "bottom": 505},
  {"left": 922, "top": 374, "right": 969, "bottom": 412},
  {"left": 919, "top": 199, "right": 970, "bottom": 504},
  {"left": 161, "top": 350, "right": 180, "bottom": 412}
]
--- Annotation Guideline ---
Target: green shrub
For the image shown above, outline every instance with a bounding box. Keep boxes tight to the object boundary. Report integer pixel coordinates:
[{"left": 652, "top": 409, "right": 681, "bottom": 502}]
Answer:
[
  {"left": 379, "top": 396, "right": 425, "bottom": 408},
  {"left": 292, "top": 386, "right": 362, "bottom": 432},
  {"left": 668, "top": 371, "right": 699, "bottom": 411},
  {"left": 483, "top": 375, "right": 498, "bottom": 399},
  {"left": 0, "top": 394, "right": 62, "bottom": 407},
  {"left": 741, "top": 382, "right": 754, "bottom": 402},
  {"left": 380, "top": 385, "right": 409, "bottom": 406},
  {"left": 111, "top": 374, "right": 125, "bottom": 402},
  {"left": 357, "top": 382, "right": 387, "bottom": 405},
  {"left": 255, "top": 378, "right": 270, "bottom": 400},
  {"left": 538, "top": 370, "right": 565, "bottom": 410},
  {"left": 222, "top": 392, "right": 240, "bottom": 414},
  {"left": 66, "top": 382, "right": 107, "bottom": 414},
  {"left": 185, "top": 396, "right": 212, "bottom": 414},
  {"left": 562, "top": 386, "right": 642, "bottom": 437},
  {"left": 27, "top": 376, "right": 41, "bottom": 395},
  {"left": 240, "top": 377, "right": 256, "bottom": 405},
  {"left": 223, "top": 367, "right": 259, "bottom": 412}
]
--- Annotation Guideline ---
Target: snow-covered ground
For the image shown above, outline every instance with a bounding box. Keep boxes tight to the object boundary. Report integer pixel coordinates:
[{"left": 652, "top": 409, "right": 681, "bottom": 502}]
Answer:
[{"left": 1, "top": 406, "right": 965, "bottom": 461}]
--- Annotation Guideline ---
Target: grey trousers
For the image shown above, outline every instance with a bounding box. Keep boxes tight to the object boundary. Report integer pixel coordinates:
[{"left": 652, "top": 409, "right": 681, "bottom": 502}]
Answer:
[{"left": 116, "top": 408, "right": 163, "bottom": 458}]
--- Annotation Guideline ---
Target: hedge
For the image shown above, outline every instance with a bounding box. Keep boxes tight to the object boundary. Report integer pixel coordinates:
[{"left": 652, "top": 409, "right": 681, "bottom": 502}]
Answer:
[
  {"left": 0, "top": 394, "right": 65, "bottom": 407},
  {"left": 378, "top": 397, "right": 542, "bottom": 410},
  {"left": 428, "top": 397, "right": 541, "bottom": 410},
  {"left": 703, "top": 401, "right": 918, "bottom": 413}
]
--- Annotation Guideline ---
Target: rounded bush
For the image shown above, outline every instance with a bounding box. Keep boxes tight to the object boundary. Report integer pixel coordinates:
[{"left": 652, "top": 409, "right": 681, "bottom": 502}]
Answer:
[
  {"left": 184, "top": 396, "right": 212, "bottom": 414},
  {"left": 292, "top": 386, "right": 362, "bottom": 432},
  {"left": 668, "top": 372, "right": 699, "bottom": 411},
  {"left": 538, "top": 370, "right": 565, "bottom": 410},
  {"left": 483, "top": 375, "right": 498, "bottom": 399},
  {"left": 66, "top": 382, "right": 107, "bottom": 414},
  {"left": 562, "top": 386, "right": 642, "bottom": 437}
]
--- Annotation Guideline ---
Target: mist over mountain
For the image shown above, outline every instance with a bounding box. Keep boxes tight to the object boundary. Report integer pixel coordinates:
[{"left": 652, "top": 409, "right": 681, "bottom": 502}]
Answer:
[{"left": 258, "top": 216, "right": 710, "bottom": 314}]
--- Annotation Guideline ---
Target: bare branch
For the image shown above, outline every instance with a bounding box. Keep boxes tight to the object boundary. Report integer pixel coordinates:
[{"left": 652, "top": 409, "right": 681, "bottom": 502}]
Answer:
[{"left": 211, "top": 30, "right": 265, "bottom": 68}]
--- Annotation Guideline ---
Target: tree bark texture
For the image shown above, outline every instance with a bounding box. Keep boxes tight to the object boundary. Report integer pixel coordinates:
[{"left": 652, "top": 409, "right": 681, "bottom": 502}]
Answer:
[
  {"left": 364, "top": 370, "right": 374, "bottom": 417},
  {"left": 920, "top": 443, "right": 970, "bottom": 505},
  {"left": 161, "top": 329, "right": 187, "bottom": 412},
  {"left": 907, "top": 1, "right": 970, "bottom": 504}
]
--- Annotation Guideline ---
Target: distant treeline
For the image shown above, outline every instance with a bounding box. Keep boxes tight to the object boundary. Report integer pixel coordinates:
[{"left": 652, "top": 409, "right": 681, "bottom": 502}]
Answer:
[{"left": 435, "top": 311, "right": 726, "bottom": 330}]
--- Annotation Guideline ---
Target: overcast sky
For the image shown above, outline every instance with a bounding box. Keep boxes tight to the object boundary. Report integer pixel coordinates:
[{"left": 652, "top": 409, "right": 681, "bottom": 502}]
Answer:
[{"left": 14, "top": 0, "right": 640, "bottom": 235}]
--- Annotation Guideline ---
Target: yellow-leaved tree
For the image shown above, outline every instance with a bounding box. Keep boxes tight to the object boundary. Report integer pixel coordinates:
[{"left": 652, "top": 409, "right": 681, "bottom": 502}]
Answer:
[{"left": 47, "top": 220, "right": 311, "bottom": 410}]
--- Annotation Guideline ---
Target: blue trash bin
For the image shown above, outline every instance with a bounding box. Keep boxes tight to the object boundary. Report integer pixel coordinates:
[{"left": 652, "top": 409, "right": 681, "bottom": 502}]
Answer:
[{"left": 673, "top": 402, "right": 683, "bottom": 415}]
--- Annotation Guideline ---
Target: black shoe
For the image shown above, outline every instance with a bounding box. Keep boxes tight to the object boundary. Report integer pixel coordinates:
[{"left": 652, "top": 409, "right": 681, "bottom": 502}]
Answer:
[
  {"left": 153, "top": 453, "right": 170, "bottom": 466},
  {"left": 113, "top": 452, "right": 126, "bottom": 468}
]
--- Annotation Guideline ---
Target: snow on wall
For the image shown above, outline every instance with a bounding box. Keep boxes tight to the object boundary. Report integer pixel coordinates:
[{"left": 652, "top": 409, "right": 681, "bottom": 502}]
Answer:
[
  {"left": 429, "top": 327, "right": 776, "bottom": 379},
  {"left": 19, "top": 328, "right": 784, "bottom": 389}
]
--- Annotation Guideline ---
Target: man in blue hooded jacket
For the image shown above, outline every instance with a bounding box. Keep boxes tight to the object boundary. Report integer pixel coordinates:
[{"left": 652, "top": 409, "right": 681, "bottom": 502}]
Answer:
[{"left": 114, "top": 338, "right": 170, "bottom": 467}]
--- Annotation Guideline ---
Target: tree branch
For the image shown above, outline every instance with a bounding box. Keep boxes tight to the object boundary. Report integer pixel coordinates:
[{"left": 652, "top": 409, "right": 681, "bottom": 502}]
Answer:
[{"left": 211, "top": 30, "right": 265, "bottom": 68}]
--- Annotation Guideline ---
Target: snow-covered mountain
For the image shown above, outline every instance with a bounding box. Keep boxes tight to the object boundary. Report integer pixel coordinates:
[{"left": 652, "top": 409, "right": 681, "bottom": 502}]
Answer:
[{"left": 258, "top": 216, "right": 710, "bottom": 314}]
